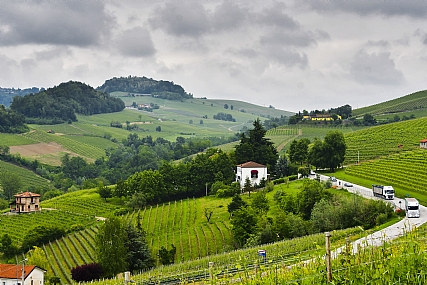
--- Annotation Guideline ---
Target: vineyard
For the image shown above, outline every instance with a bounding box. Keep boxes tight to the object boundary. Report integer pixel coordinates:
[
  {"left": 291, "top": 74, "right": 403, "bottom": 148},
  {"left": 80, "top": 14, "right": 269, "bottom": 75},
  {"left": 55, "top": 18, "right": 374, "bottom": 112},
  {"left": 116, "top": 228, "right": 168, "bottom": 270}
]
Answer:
[
  {"left": 43, "top": 226, "right": 99, "bottom": 284},
  {"left": 0, "top": 133, "right": 36, "bottom": 146},
  {"left": 344, "top": 116, "right": 427, "bottom": 164},
  {"left": 40, "top": 188, "right": 122, "bottom": 217},
  {"left": 0, "top": 160, "right": 52, "bottom": 190},
  {"left": 0, "top": 210, "right": 97, "bottom": 244},
  {"left": 33, "top": 195, "right": 234, "bottom": 284},
  {"left": 125, "top": 197, "right": 233, "bottom": 262},
  {"left": 344, "top": 149, "right": 427, "bottom": 200},
  {"left": 21, "top": 130, "right": 106, "bottom": 160},
  {"left": 77, "top": 226, "right": 368, "bottom": 285},
  {"left": 352, "top": 89, "right": 427, "bottom": 117}
]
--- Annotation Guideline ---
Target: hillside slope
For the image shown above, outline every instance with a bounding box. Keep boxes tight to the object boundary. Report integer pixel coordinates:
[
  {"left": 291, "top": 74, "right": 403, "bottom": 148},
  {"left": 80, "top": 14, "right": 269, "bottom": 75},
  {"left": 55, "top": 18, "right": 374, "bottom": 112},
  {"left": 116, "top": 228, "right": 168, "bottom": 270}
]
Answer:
[{"left": 352, "top": 90, "right": 427, "bottom": 117}]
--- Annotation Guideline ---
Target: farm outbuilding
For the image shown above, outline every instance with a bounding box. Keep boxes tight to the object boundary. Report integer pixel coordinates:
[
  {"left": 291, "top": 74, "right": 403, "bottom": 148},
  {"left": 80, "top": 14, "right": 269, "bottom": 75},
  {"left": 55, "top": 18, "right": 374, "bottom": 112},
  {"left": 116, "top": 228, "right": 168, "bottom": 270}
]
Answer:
[
  {"left": 235, "top": 161, "right": 268, "bottom": 188},
  {"left": 0, "top": 264, "right": 46, "bottom": 285},
  {"left": 420, "top": 138, "right": 427, "bottom": 149}
]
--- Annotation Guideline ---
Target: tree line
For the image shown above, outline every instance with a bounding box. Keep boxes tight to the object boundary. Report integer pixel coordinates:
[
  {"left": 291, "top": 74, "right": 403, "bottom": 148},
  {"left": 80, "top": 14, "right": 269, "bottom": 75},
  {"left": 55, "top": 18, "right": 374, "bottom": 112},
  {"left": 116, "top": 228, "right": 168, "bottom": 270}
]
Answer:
[
  {"left": 228, "top": 179, "right": 396, "bottom": 248},
  {"left": 97, "top": 76, "right": 193, "bottom": 100},
  {"left": 0, "top": 105, "right": 29, "bottom": 133}
]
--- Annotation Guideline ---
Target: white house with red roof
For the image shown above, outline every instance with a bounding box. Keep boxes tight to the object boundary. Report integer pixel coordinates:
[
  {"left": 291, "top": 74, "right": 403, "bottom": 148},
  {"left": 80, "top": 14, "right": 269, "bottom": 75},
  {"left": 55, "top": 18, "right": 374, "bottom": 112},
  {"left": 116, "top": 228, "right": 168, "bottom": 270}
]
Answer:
[
  {"left": 10, "top": 192, "right": 41, "bottom": 213},
  {"left": 236, "top": 161, "right": 268, "bottom": 188},
  {"left": 420, "top": 139, "right": 427, "bottom": 149},
  {"left": 0, "top": 264, "right": 45, "bottom": 285}
]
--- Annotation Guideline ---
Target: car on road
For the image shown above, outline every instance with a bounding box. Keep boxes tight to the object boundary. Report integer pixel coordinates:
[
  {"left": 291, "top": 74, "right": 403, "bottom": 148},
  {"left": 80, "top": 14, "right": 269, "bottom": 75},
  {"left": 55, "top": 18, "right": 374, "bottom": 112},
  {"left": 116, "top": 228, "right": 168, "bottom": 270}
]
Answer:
[{"left": 344, "top": 182, "right": 353, "bottom": 187}]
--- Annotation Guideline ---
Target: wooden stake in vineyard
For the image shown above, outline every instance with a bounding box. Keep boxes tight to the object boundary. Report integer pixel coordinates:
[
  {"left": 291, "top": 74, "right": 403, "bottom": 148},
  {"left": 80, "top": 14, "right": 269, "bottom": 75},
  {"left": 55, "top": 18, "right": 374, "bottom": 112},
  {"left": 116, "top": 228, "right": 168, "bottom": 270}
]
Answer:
[{"left": 325, "top": 232, "right": 332, "bottom": 282}]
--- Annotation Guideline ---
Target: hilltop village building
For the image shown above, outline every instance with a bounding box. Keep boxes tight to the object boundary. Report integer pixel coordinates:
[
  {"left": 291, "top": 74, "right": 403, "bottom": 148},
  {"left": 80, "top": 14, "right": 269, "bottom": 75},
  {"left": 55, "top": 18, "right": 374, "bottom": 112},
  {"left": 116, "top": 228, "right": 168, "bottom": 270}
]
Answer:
[
  {"left": 9, "top": 192, "right": 41, "bottom": 213},
  {"left": 235, "top": 161, "right": 268, "bottom": 188},
  {"left": 0, "top": 264, "right": 45, "bottom": 285}
]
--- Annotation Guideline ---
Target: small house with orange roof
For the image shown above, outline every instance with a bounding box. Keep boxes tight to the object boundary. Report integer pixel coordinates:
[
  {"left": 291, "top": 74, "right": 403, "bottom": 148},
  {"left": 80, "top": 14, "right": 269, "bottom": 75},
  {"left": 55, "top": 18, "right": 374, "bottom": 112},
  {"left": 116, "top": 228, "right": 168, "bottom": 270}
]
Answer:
[
  {"left": 10, "top": 192, "right": 41, "bottom": 213},
  {"left": 236, "top": 161, "right": 268, "bottom": 188},
  {"left": 420, "top": 139, "right": 427, "bottom": 149},
  {"left": 0, "top": 264, "right": 45, "bottom": 285}
]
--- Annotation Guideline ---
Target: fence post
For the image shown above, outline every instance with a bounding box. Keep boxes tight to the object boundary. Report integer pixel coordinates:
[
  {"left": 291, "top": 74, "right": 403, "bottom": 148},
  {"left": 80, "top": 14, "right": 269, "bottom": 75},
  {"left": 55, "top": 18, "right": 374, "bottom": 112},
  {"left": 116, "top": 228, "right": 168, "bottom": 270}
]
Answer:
[
  {"left": 325, "top": 232, "right": 332, "bottom": 282},
  {"left": 209, "top": 261, "right": 214, "bottom": 284}
]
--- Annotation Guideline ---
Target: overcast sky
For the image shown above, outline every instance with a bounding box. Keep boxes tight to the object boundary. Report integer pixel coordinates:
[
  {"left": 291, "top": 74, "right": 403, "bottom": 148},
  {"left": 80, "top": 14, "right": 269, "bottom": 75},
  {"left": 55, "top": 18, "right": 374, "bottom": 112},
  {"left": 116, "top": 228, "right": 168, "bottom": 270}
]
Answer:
[{"left": 1, "top": 1, "right": 427, "bottom": 113}]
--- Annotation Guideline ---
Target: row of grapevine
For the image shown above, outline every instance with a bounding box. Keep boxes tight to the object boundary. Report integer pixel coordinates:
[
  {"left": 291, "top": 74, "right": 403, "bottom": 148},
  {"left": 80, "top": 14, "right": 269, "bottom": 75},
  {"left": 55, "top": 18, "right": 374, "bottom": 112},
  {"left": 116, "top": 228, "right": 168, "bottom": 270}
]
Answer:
[
  {"left": 0, "top": 210, "right": 97, "bottom": 243},
  {"left": 345, "top": 149, "right": 427, "bottom": 197},
  {"left": 21, "top": 130, "right": 105, "bottom": 159},
  {"left": 123, "top": 197, "right": 233, "bottom": 263},
  {"left": 42, "top": 227, "right": 98, "bottom": 285},
  {"left": 41, "top": 189, "right": 121, "bottom": 217},
  {"left": 352, "top": 90, "right": 427, "bottom": 116},
  {"left": 0, "top": 160, "right": 51, "bottom": 189},
  {"left": 344, "top": 117, "right": 427, "bottom": 164},
  {"left": 80, "top": 226, "right": 365, "bottom": 285}
]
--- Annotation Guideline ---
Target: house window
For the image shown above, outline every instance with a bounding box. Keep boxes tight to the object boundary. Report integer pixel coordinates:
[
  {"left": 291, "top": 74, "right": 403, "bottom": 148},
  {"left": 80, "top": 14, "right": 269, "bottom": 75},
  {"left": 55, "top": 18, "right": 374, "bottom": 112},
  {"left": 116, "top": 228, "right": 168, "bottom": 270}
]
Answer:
[{"left": 251, "top": 170, "right": 258, "bottom": 179}]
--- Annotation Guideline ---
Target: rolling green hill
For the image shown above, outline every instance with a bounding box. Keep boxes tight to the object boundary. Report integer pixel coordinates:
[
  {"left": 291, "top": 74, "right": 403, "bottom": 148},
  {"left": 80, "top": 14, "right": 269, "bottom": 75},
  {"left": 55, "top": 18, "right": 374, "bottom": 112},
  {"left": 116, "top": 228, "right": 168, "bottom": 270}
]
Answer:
[
  {"left": 352, "top": 89, "right": 427, "bottom": 117},
  {"left": 344, "top": 116, "right": 427, "bottom": 164}
]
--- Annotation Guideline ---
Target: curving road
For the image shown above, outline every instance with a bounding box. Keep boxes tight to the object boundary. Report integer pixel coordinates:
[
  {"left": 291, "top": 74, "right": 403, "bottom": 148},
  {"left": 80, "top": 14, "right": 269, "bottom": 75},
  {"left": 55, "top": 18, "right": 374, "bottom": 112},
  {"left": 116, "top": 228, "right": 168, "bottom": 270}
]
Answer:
[{"left": 317, "top": 174, "right": 427, "bottom": 256}]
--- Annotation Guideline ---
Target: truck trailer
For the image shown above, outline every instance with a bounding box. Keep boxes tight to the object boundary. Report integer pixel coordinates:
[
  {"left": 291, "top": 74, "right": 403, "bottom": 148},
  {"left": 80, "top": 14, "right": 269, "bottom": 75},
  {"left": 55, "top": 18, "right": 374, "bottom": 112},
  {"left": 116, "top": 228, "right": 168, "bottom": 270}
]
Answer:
[
  {"left": 372, "top": 185, "right": 395, "bottom": 200},
  {"left": 405, "top": 198, "right": 420, "bottom": 218}
]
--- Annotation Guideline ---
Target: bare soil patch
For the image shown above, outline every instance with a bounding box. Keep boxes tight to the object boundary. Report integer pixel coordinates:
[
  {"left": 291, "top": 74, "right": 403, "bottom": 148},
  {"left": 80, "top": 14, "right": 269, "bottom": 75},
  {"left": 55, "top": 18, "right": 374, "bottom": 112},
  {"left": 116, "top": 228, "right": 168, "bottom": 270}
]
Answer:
[{"left": 10, "top": 142, "right": 65, "bottom": 156}]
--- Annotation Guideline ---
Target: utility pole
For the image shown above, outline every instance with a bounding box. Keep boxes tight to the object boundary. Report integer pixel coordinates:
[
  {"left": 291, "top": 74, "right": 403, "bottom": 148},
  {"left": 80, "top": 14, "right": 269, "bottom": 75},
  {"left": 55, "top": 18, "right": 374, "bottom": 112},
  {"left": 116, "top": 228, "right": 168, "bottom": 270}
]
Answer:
[{"left": 21, "top": 258, "right": 27, "bottom": 285}]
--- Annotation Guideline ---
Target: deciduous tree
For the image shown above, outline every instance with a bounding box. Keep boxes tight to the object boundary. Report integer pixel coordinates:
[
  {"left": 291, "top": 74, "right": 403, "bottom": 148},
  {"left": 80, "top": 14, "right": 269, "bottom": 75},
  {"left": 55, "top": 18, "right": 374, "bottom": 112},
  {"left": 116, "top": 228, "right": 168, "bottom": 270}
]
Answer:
[{"left": 95, "top": 217, "right": 127, "bottom": 278}]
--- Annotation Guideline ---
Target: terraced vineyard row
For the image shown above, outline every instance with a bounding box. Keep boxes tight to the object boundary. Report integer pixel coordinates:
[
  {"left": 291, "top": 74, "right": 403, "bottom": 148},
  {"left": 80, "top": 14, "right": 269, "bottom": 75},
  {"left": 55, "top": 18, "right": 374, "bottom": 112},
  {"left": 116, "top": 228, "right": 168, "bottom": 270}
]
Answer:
[
  {"left": 43, "top": 227, "right": 98, "bottom": 284},
  {"left": 0, "top": 210, "right": 97, "bottom": 243},
  {"left": 344, "top": 117, "right": 427, "bottom": 164},
  {"left": 125, "top": 197, "right": 233, "bottom": 263},
  {"left": 41, "top": 188, "right": 121, "bottom": 217},
  {"left": 21, "top": 130, "right": 105, "bottom": 159},
  {"left": 0, "top": 160, "right": 52, "bottom": 189},
  {"left": 36, "top": 196, "right": 232, "bottom": 284},
  {"left": 345, "top": 149, "right": 427, "bottom": 196}
]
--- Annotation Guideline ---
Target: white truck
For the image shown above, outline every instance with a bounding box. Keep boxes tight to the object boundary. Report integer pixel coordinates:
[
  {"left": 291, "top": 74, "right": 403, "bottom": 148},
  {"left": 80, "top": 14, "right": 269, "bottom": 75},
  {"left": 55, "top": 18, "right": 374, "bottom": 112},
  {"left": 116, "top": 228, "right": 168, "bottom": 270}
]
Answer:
[
  {"left": 372, "top": 185, "right": 395, "bottom": 200},
  {"left": 404, "top": 198, "right": 420, "bottom": 218}
]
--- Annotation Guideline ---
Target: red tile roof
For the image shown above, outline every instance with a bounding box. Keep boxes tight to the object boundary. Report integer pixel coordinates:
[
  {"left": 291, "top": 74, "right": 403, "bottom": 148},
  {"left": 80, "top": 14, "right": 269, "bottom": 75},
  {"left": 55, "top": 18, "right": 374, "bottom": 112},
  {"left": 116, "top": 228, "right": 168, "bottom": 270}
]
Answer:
[
  {"left": 0, "top": 264, "right": 36, "bottom": 279},
  {"left": 420, "top": 139, "right": 427, "bottom": 143},
  {"left": 14, "top": 192, "right": 41, "bottom": 198},
  {"left": 237, "top": 161, "right": 266, "bottom": 168}
]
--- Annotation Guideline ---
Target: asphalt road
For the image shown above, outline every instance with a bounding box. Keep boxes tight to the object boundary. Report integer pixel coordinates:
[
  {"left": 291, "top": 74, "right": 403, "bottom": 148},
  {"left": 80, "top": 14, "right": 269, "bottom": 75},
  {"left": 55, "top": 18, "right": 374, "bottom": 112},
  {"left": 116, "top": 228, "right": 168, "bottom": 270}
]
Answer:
[{"left": 317, "top": 174, "right": 427, "bottom": 256}]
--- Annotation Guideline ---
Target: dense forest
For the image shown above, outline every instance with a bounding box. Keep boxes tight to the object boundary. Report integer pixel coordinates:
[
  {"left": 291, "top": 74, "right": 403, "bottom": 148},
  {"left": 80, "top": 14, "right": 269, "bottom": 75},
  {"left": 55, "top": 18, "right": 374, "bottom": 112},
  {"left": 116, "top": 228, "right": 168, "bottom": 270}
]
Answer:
[
  {"left": 0, "top": 105, "right": 29, "bottom": 133},
  {"left": 10, "top": 81, "right": 124, "bottom": 124},
  {"left": 97, "top": 76, "right": 193, "bottom": 100}
]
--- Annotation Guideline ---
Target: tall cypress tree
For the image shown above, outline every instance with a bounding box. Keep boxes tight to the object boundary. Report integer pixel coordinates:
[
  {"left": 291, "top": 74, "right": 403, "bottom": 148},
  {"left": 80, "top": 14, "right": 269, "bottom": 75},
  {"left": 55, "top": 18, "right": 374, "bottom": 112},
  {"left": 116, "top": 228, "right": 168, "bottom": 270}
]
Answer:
[{"left": 235, "top": 118, "right": 278, "bottom": 172}]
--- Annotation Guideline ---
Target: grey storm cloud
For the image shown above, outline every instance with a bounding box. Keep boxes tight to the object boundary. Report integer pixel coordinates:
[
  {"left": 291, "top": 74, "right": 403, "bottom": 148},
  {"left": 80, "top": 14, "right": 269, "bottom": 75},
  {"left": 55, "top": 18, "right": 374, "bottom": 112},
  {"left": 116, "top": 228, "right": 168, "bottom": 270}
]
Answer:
[
  {"left": 0, "top": 1, "right": 114, "bottom": 47},
  {"left": 306, "top": 1, "right": 427, "bottom": 18},
  {"left": 256, "top": 3, "right": 299, "bottom": 29},
  {"left": 114, "top": 27, "right": 156, "bottom": 58},
  {"left": 260, "top": 29, "right": 327, "bottom": 47},
  {"left": 211, "top": 2, "right": 249, "bottom": 32},
  {"left": 149, "top": 2, "right": 211, "bottom": 38},
  {"left": 349, "top": 50, "right": 404, "bottom": 85},
  {"left": 264, "top": 46, "right": 308, "bottom": 68}
]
